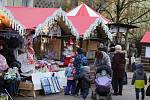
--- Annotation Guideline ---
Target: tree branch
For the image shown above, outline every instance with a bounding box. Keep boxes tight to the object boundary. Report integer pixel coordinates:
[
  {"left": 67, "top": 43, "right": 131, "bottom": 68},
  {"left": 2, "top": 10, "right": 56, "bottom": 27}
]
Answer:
[
  {"left": 129, "top": 10, "right": 150, "bottom": 24},
  {"left": 130, "top": 20, "right": 150, "bottom": 24}
]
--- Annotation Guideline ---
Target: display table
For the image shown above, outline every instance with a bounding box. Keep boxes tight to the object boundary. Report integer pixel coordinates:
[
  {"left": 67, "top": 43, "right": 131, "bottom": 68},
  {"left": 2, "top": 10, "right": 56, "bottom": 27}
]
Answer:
[{"left": 31, "top": 71, "right": 67, "bottom": 90}]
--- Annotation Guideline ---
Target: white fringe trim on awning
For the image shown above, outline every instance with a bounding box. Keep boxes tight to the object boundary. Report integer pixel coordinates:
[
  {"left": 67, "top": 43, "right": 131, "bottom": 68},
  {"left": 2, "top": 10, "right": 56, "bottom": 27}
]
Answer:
[
  {"left": 83, "top": 17, "right": 112, "bottom": 41},
  {"left": 35, "top": 8, "right": 79, "bottom": 39},
  {"left": 0, "top": 6, "right": 26, "bottom": 37}
]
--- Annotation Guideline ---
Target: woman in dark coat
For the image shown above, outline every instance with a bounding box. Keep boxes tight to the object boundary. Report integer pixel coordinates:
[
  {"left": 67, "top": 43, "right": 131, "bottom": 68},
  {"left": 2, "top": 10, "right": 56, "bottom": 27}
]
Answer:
[{"left": 112, "top": 45, "right": 126, "bottom": 95}]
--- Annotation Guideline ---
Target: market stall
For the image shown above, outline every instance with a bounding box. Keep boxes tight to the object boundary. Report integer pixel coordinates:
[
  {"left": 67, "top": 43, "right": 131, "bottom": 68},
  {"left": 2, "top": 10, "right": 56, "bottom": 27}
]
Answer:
[
  {"left": 0, "top": 6, "right": 78, "bottom": 97},
  {"left": 140, "top": 32, "right": 150, "bottom": 71},
  {"left": 67, "top": 3, "right": 112, "bottom": 59}
]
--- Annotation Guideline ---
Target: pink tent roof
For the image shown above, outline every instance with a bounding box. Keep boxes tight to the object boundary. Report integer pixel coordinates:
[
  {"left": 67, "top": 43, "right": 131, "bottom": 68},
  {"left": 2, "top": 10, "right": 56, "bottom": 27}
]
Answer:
[
  {"left": 68, "top": 16, "right": 96, "bottom": 36},
  {"left": 0, "top": 6, "right": 79, "bottom": 38},
  {"left": 67, "top": 3, "right": 110, "bottom": 24},
  {"left": 67, "top": 3, "right": 112, "bottom": 40},
  {"left": 141, "top": 32, "right": 150, "bottom": 43},
  {"left": 5, "top": 6, "right": 58, "bottom": 29}
]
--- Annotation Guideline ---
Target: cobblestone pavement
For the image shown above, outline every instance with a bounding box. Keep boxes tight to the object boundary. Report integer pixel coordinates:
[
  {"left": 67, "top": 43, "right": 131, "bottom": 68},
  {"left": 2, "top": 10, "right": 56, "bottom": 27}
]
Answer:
[{"left": 14, "top": 72, "right": 150, "bottom": 100}]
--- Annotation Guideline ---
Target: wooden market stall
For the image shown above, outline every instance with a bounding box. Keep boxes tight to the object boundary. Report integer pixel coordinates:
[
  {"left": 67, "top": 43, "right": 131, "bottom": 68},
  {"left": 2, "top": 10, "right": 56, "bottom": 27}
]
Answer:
[
  {"left": 67, "top": 3, "right": 112, "bottom": 60},
  {"left": 140, "top": 32, "right": 150, "bottom": 71},
  {"left": 0, "top": 6, "right": 78, "bottom": 97},
  {"left": 0, "top": 6, "right": 78, "bottom": 60}
]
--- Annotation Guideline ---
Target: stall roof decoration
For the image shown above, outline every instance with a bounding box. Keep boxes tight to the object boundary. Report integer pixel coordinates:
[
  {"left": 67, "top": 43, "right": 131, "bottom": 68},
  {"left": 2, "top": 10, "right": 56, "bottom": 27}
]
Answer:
[
  {"left": 67, "top": 3, "right": 112, "bottom": 40},
  {"left": 0, "top": 6, "right": 79, "bottom": 38},
  {"left": 141, "top": 32, "right": 150, "bottom": 43},
  {"left": 0, "top": 14, "right": 10, "bottom": 27},
  {"left": 35, "top": 8, "right": 79, "bottom": 39}
]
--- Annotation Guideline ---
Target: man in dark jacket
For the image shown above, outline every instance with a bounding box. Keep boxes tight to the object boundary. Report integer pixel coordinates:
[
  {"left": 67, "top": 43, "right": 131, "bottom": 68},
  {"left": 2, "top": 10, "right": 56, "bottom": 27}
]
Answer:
[{"left": 112, "top": 45, "right": 126, "bottom": 95}]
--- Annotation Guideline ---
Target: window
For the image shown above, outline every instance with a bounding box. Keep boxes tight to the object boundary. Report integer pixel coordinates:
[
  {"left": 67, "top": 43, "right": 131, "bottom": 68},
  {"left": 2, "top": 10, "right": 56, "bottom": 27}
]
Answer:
[
  {"left": 22, "top": 0, "right": 29, "bottom": 7},
  {"left": 0, "top": 0, "right": 5, "bottom": 6}
]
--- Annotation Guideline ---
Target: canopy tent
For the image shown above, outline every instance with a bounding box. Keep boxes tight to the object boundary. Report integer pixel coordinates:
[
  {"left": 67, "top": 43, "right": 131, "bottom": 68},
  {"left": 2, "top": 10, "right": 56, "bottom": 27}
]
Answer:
[
  {"left": 67, "top": 3, "right": 112, "bottom": 40},
  {"left": 141, "top": 32, "right": 150, "bottom": 43},
  {"left": 0, "top": 6, "right": 79, "bottom": 38}
]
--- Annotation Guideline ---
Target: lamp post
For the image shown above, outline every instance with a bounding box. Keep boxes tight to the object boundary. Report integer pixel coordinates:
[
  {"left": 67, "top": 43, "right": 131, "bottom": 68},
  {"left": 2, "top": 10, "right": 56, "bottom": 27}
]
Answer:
[{"left": 109, "top": 23, "right": 139, "bottom": 50}]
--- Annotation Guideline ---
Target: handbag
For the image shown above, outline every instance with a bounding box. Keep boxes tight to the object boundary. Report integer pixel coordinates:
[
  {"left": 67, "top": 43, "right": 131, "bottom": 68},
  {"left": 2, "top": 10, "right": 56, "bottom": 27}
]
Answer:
[
  {"left": 122, "top": 72, "right": 128, "bottom": 85},
  {"left": 146, "top": 84, "right": 150, "bottom": 96}
]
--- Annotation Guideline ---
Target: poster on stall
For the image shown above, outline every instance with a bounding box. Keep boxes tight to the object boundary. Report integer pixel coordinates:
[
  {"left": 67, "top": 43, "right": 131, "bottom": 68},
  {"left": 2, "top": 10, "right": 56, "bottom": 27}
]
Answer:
[{"left": 145, "top": 47, "right": 150, "bottom": 58}]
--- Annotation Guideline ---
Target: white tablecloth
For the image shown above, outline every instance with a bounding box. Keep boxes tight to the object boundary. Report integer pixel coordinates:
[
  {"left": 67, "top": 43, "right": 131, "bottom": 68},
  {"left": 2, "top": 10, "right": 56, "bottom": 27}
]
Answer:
[{"left": 31, "top": 71, "right": 67, "bottom": 90}]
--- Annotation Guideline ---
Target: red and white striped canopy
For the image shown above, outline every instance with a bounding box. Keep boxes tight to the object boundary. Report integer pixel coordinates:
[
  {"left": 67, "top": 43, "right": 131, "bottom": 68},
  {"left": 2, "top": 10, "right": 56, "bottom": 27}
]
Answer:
[{"left": 67, "top": 3, "right": 112, "bottom": 40}]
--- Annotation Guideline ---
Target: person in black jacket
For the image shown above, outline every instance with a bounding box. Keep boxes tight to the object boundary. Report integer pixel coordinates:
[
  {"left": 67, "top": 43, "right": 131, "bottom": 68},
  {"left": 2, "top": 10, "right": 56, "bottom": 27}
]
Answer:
[
  {"left": 80, "top": 66, "right": 91, "bottom": 100},
  {"left": 112, "top": 45, "right": 126, "bottom": 95},
  {"left": 0, "top": 42, "right": 16, "bottom": 67}
]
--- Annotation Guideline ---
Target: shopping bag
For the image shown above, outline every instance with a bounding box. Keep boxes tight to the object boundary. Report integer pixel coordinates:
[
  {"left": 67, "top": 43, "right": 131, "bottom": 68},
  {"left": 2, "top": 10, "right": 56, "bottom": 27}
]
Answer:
[
  {"left": 122, "top": 72, "right": 128, "bottom": 85},
  {"left": 40, "top": 77, "right": 51, "bottom": 95},
  {"left": 146, "top": 84, "right": 150, "bottom": 96}
]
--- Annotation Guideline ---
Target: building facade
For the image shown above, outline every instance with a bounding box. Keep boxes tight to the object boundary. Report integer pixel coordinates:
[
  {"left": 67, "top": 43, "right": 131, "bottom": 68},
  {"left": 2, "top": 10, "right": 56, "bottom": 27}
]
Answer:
[{"left": 0, "top": 0, "right": 62, "bottom": 8}]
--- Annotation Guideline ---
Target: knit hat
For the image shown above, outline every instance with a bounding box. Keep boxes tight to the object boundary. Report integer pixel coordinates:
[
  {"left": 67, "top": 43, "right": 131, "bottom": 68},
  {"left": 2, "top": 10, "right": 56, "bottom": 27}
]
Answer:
[
  {"left": 77, "top": 48, "right": 83, "bottom": 54},
  {"left": 82, "top": 66, "right": 90, "bottom": 72},
  {"left": 115, "top": 45, "right": 122, "bottom": 51}
]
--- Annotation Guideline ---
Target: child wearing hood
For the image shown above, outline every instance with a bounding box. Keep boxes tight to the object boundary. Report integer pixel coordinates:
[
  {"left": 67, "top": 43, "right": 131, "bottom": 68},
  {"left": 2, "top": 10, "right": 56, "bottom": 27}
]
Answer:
[
  {"left": 64, "top": 58, "right": 76, "bottom": 95},
  {"left": 80, "top": 66, "right": 92, "bottom": 100},
  {"left": 132, "top": 64, "right": 147, "bottom": 100}
]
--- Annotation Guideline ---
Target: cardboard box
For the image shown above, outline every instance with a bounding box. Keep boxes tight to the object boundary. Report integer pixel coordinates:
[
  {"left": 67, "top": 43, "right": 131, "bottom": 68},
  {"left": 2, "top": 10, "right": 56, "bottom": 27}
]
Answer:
[
  {"left": 19, "top": 90, "right": 38, "bottom": 97},
  {"left": 0, "top": 95, "right": 8, "bottom": 100},
  {"left": 19, "top": 82, "right": 33, "bottom": 90}
]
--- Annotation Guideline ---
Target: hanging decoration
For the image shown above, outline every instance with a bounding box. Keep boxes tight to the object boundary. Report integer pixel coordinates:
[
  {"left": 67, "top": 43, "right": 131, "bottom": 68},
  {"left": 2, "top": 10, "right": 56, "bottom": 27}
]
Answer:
[
  {"left": 0, "top": 14, "right": 10, "bottom": 28},
  {"left": 0, "top": 6, "right": 25, "bottom": 36},
  {"left": 62, "top": 37, "right": 76, "bottom": 66},
  {"left": 35, "top": 8, "right": 79, "bottom": 39},
  {"left": 24, "top": 35, "right": 35, "bottom": 64},
  {"left": 42, "top": 22, "right": 61, "bottom": 38},
  {"left": 83, "top": 17, "right": 112, "bottom": 40}
]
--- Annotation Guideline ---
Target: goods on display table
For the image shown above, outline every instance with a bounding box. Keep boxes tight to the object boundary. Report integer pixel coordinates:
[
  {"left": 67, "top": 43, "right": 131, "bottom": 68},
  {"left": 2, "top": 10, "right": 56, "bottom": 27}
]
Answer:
[
  {"left": 17, "top": 58, "right": 67, "bottom": 97},
  {"left": 1, "top": 50, "right": 67, "bottom": 97}
]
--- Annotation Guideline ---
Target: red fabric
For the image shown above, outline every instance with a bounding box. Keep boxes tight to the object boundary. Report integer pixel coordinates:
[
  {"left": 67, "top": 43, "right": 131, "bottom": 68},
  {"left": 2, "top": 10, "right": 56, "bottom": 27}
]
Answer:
[
  {"left": 141, "top": 32, "right": 150, "bottom": 43},
  {"left": 68, "top": 16, "right": 96, "bottom": 36},
  {"left": 63, "top": 57, "right": 72, "bottom": 66},
  {"left": 5, "top": 6, "right": 58, "bottom": 29}
]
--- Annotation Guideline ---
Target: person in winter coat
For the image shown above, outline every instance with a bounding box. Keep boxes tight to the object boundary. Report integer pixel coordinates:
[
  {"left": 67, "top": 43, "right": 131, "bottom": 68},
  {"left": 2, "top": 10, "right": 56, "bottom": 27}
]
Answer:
[
  {"left": 132, "top": 64, "right": 147, "bottom": 100},
  {"left": 112, "top": 45, "right": 126, "bottom": 95},
  {"left": 80, "top": 66, "right": 91, "bottom": 100},
  {"left": 146, "top": 76, "right": 150, "bottom": 96},
  {"left": 0, "top": 54, "right": 9, "bottom": 73},
  {"left": 64, "top": 58, "right": 76, "bottom": 95},
  {"left": 73, "top": 48, "right": 88, "bottom": 96},
  {"left": 94, "top": 49, "right": 111, "bottom": 70}
]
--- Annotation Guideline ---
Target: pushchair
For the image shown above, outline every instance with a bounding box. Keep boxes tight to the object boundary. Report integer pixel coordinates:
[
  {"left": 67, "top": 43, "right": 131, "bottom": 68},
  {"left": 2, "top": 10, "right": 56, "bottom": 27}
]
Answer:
[{"left": 92, "top": 65, "right": 113, "bottom": 100}]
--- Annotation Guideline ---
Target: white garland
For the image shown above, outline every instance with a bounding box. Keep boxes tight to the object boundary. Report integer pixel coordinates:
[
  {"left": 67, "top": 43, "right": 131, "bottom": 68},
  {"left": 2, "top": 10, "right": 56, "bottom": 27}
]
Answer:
[
  {"left": 0, "top": 6, "right": 25, "bottom": 37},
  {"left": 35, "top": 8, "right": 79, "bottom": 39},
  {"left": 83, "top": 17, "right": 113, "bottom": 41},
  {"left": 0, "top": 6, "right": 111, "bottom": 41}
]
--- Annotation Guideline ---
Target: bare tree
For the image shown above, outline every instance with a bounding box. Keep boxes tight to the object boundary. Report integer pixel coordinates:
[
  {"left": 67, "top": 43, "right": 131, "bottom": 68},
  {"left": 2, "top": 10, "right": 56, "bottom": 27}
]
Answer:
[{"left": 95, "top": 0, "right": 150, "bottom": 25}]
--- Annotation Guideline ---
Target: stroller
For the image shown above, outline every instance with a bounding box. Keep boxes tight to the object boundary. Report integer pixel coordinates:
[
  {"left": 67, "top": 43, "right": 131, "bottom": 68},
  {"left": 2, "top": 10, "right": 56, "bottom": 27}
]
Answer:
[{"left": 92, "top": 65, "right": 112, "bottom": 100}]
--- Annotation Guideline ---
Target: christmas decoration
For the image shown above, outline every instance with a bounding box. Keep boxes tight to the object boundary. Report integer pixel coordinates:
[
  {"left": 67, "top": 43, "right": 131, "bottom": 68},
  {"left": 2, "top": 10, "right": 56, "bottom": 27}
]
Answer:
[{"left": 63, "top": 37, "right": 75, "bottom": 66}]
